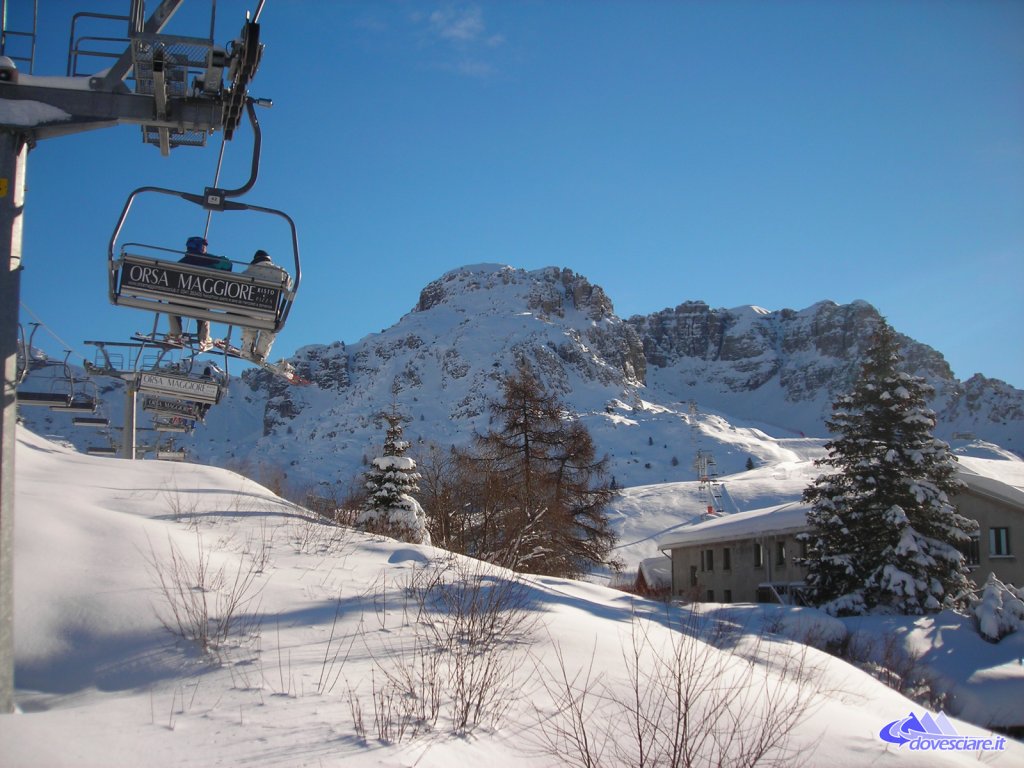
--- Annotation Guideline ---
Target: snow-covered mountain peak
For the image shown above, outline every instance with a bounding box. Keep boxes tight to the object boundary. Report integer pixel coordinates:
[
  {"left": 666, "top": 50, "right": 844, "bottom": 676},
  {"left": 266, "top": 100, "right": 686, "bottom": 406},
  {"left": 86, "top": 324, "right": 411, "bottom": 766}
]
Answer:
[
  {"left": 19, "top": 262, "right": 1023, "bottom": 498},
  {"left": 415, "top": 264, "right": 617, "bottom": 324},
  {"left": 195, "top": 264, "right": 1021, "bottom": 491}
]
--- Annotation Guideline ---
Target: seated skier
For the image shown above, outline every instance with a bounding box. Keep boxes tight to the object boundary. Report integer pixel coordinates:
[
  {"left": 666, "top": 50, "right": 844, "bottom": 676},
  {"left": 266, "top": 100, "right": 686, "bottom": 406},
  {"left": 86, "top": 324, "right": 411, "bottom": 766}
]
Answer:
[
  {"left": 167, "top": 235, "right": 232, "bottom": 350},
  {"left": 239, "top": 249, "right": 292, "bottom": 365}
]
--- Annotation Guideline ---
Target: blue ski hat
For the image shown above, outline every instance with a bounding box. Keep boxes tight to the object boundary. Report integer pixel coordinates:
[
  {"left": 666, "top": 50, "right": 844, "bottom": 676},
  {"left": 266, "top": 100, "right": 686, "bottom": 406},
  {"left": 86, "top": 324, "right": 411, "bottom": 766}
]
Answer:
[{"left": 186, "top": 235, "right": 208, "bottom": 253}]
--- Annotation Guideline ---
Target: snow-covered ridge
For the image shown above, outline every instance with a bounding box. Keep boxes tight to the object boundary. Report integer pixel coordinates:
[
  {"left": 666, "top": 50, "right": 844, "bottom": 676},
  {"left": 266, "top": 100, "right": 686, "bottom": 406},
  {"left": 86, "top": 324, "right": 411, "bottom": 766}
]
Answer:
[
  {"left": 414, "top": 264, "right": 618, "bottom": 323},
  {"left": 18, "top": 263, "right": 1023, "bottom": 498}
]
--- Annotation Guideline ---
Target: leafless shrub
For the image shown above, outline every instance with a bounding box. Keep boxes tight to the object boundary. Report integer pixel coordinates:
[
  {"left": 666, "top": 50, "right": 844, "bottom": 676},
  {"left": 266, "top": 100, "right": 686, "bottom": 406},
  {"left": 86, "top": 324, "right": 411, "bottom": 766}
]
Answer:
[
  {"left": 350, "top": 555, "right": 540, "bottom": 743},
  {"left": 146, "top": 530, "right": 266, "bottom": 656},
  {"left": 240, "top": 518, "right": 277, "bottom": 575},
  {"left": 316, "top": 596, "right": 359, "bottom": 696},
  {"left": 532, "top": 640, "right": 611, "bottom": 768},
  {"left": 347, "top": 683, "right": 367, "bottom": 742},
  {"left": 403, "top": 556, "right": 539, "bottom": 733},
  {"left": 287, "top": 514, "right": 354, "bottom": 556},
  {"left": 160, "top": 480, "right": 202, "bottom": 527},
  {"left": 534, "top": 608, "right": 822, "bottom": 768},
  {"left": 383, "top": 634, "right": 444, "bottom": 729},
  {"left": 840, "top": 631, "right": 946, "bottom": 711},
  {"left": 760, "top": 609, "right": 786, "bottom": 636},
  {"left": 328, "top": 507, "right": 361, "bottom": 527},
  {"left": 370, "top": 670, "right": 414, "bottom": 744}
]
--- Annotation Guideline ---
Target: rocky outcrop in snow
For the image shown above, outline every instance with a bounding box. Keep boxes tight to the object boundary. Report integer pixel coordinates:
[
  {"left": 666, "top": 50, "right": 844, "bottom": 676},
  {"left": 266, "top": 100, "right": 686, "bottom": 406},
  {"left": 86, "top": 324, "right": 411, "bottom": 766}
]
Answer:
[
  {"left": 628, "top": 299, "right": 953, "bottom": 400},
  {"left": 20, "top": 264, "right": 1021, "bottom": 492},
  {"left": 209, "top": 265, "right": 1020, "bottom": 488}
]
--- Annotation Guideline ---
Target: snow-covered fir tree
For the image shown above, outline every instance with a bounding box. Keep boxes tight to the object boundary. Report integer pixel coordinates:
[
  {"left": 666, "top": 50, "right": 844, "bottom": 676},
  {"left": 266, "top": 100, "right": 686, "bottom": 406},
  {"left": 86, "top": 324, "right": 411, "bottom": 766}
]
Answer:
[
  {"left": 972, "top": 573, "right": 1024, "bottom": 642},
  {"left": 800, "top": 320, "right": 976, "bottom": 616},
  {"left": 356, "top": 403, "right": 430, "bottom": 545}
]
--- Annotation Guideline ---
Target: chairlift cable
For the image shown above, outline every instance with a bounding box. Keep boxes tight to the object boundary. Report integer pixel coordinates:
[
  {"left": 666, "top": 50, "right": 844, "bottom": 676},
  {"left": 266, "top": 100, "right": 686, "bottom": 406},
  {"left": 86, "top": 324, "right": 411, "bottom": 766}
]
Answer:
[{"left": 19, "top": 302, "right": 91, "bottom": 367}]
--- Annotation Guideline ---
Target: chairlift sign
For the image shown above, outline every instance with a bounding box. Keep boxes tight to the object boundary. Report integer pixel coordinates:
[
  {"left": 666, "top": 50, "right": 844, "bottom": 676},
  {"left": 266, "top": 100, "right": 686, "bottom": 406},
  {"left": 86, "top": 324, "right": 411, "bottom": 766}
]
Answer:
[
  {"left": 138, "top": 372, "right": 220, "bottom": 404},
  {"left": 119, "top": 256, "right": 280, "bottom": 314},
  {"left": 141, "top": 395, "right": 204, "bottom": 419}
]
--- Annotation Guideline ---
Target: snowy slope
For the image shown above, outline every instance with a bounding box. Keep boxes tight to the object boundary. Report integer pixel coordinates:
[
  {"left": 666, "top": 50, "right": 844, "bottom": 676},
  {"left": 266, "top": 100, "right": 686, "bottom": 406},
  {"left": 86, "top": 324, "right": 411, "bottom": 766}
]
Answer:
[{"left": 2, "top": 426, "right": 1021, "bottom": 767}]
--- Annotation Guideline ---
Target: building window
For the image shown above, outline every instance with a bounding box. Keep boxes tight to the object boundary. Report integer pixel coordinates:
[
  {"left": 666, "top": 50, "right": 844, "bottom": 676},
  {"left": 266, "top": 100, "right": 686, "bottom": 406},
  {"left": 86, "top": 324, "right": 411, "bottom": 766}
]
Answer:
[
  {"left": 702, "top": 549, "right": 714, "bottom": 572},
  {"left": 723, "top": 589, "right": 732, "bottom": 603},
  {"left": 754, "top": 543, "right": 764, "bottom": 568},
  {"left": 706, "top": 589, "right": 714, "bottom": 602},
  {"left": 776, "top": 541, "right": 787, "bottom": 566},
  {"left": 961, "top": 534, "right": 980, "bottom": 567},
  {"left": 990, "top": 527, "right": 1011, "bottom": 558},
  {"left": 723, "top": 547, "right": 731, "bottom": 571},
  {"left": 689, "top": 565, "right": 698, "bottom": 587}
]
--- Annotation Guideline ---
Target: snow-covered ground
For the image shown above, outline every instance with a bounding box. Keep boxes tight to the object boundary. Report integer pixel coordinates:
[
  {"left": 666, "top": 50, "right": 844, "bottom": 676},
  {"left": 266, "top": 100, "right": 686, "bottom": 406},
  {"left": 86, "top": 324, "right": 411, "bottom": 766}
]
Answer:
[{"left": 1, "top": 427, "right": 1021, "bottom": 766}]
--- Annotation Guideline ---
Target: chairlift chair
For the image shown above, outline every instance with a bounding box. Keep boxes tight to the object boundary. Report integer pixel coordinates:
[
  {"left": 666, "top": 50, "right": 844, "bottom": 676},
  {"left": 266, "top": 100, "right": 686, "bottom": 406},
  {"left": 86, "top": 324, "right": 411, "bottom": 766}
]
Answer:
[
  {"left": 108, "top": 100, "right": 300, "bottom": 341},
  {"left": 16, "top": 350, "right": 75, "bottom": 407},
  {"left": 142, "top": 394, "right": 204, "bottom": 422},
  {"left": 15, "top": 324, "right": 61, "bottom": 387},
  {"left": 156, "top": 434, "right": 187, "bottom": 461},
  {"left": 56, "top": 399, "right": 98, "bottom": 414},
  {"left": 15, "top": 391, "right": 72, "bottom": 408},
  {"left": 83, "top": 341, "right": 128, "bottom": 376},
  {"left": 136, "top": 369, "right": 221, "bottom": 405},
  {"left": 85, "top": 422, "right": 118, "bottom": 455},
  {"left": 74, "top": 416, "right": 111, "bottom": 428},
  {"left": 84, "top": 339, "right": 182, "bottom": 378},
  {"left": 66, "top": 0, "right": 264, "bottom": 155},
  {"left": 153, "top": 419, "right": 192, "bottom": 433},
  {"left": 50, "top": 378, "right": 100, "bottom": 414},
  {"left": 16, "top": 324, "right": 30, "bottom": 384}
]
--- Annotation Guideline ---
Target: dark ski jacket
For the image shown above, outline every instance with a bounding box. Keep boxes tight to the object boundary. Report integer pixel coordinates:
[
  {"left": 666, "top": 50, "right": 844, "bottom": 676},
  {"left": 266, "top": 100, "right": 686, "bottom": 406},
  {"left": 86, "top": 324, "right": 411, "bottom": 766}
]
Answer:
[{"left": 180, "top": 252, "right": 232, "bottom": 271}]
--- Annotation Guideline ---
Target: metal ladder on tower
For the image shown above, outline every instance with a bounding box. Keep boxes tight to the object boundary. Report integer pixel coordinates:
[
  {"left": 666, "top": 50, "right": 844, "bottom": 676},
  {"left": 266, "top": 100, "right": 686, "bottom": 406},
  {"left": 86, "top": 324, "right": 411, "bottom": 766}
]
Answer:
[{"left": 0, "top": 0, "right": 38, "bottom": 74}]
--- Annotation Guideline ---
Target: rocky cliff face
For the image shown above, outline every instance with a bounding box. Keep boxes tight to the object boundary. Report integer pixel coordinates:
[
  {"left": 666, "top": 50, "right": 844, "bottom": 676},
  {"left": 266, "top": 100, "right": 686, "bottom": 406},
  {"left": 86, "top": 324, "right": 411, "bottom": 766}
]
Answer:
[
  {"left": 624, "top": 296, "right": 1020, "bottom": 448},
  {"left": 413, "top": 265, "right": 645, "bottom": 385},
  {"left": 626, "top": 298, "right": 955, "bottom": 401},
  {"left": 209, "top": 265, "right": 1020, "bottom": 488},
  {"left": 222, "top": 265, "right": 650, "bottom": 472},
  {"left": 21, "top": 264, "right": 1020, "bottom": 492}
]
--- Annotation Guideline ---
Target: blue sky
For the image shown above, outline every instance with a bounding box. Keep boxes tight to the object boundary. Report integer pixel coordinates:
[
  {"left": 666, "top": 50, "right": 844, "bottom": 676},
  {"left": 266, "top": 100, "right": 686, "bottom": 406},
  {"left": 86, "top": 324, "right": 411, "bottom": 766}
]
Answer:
[{"left": 12, "top": 0, "right": 1024, "bottom": 388}]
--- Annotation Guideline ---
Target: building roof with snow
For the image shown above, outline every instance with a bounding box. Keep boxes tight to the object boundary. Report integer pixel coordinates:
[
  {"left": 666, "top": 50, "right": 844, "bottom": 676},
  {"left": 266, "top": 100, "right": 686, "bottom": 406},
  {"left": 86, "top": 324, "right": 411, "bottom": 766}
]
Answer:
[
  {"left": 657, "top": 460, "right": 1024, "bottom": 552},
  {"left": 956, "top": 457, "right": 1024, "bottom": 508},
  {"left": 656, "top": 502, "right": 810, "bottom": 550},
  {"left": 638, "top": 556, "right": 672, "bottom": 590}
]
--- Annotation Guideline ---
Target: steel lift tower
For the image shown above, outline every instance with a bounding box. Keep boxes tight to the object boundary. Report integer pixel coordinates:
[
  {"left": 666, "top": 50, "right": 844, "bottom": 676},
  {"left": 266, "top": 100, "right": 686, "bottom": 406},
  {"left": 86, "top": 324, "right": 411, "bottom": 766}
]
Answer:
[{"left": 0, "top": 0, "right": 268, "bottom": 713}]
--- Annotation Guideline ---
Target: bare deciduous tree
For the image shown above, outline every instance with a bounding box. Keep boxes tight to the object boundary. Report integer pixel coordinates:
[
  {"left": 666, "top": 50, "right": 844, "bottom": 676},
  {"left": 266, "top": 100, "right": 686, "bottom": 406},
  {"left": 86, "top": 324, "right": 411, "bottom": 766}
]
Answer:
[{"left": 450, "top": 364, "right": 619, "bottom": 577}]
